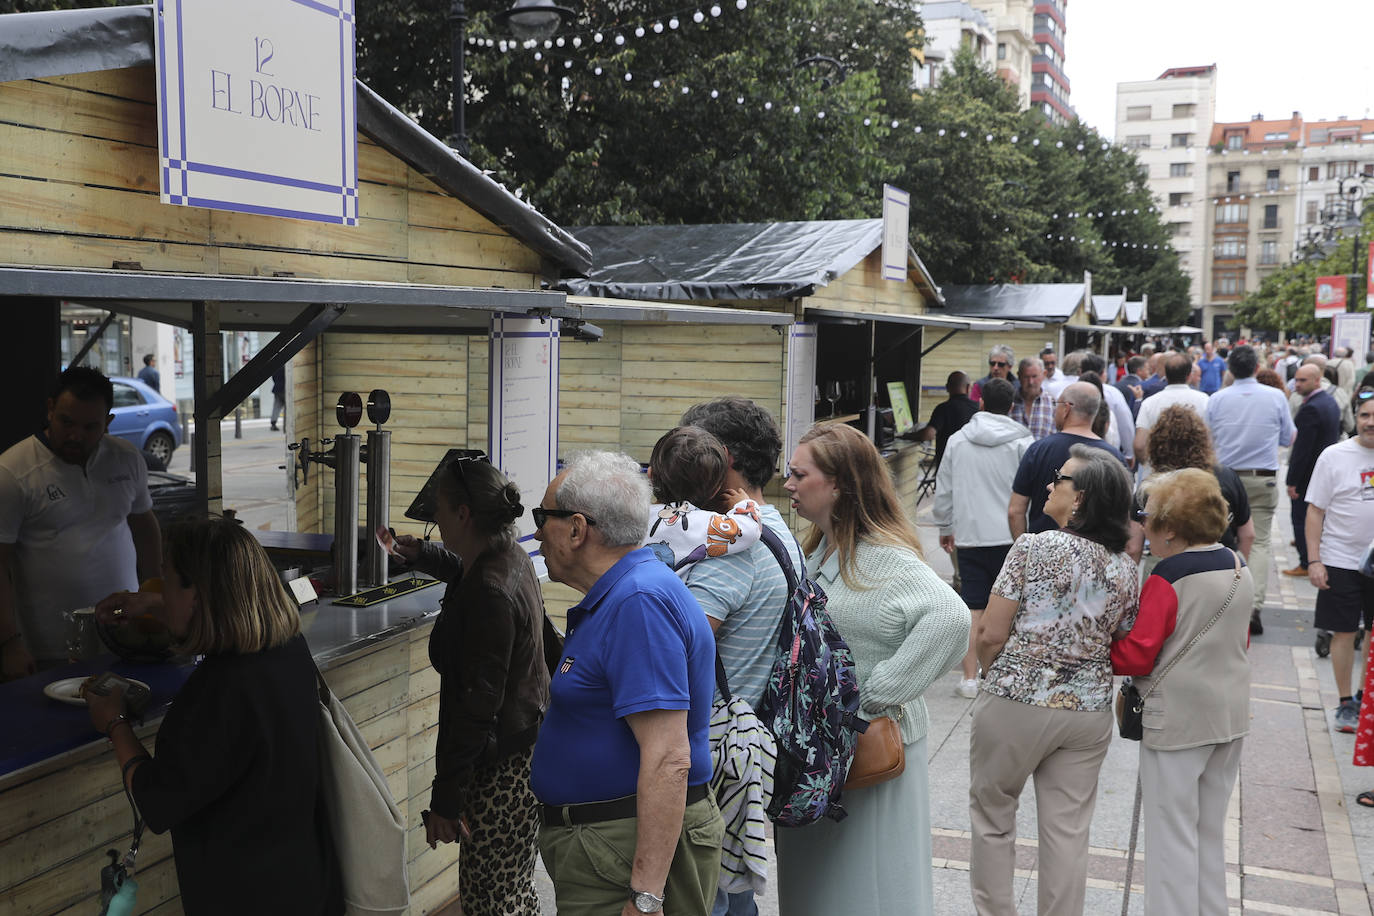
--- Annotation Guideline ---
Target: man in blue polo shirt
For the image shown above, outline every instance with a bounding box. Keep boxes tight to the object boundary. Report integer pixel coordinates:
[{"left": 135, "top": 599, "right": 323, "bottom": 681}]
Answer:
[
  {"left": 531, "top": 450, "right": 723, "bottom": 916},
  {"left": 1197, "top": 341, "right": 1227, "bottom": 394}
]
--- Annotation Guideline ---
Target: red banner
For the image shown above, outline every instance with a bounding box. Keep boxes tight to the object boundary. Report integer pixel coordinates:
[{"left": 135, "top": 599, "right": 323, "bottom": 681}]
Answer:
[
  {"left": 1368, "top": 242, "right": 1374, "bottom": 297},
  {"left": 1316, "top": 275, "right": 1348, "bottom": 317}
]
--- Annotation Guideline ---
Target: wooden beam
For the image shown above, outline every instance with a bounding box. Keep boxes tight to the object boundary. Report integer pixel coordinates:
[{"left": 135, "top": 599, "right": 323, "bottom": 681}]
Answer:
[{"left": 191, "top": 301, "right": 223, "bottom": 515}]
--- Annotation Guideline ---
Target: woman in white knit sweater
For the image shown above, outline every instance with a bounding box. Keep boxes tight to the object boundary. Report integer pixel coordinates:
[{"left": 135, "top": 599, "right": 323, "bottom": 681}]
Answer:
[{"left": 776, "top": 423, "right": 971, "bottom": 916}]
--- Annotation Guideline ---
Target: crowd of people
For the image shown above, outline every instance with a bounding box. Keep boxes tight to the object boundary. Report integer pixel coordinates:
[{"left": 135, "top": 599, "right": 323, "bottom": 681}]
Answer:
[{"left": 6, "top": 343, "right": 1372, "bottom": 915}]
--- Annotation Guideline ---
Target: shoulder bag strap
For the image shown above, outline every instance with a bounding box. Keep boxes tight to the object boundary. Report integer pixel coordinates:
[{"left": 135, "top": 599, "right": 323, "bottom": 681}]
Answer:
[
  {"left": 1139, "top": 549, "right": 1243, "bottom": 702},
  {"left": 758, "top": 525, "right": 802, "bottom": 595}
]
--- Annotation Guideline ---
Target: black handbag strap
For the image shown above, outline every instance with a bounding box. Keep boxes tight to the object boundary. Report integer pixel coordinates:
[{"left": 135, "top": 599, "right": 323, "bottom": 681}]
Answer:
[{"left": 1139, "top": 548, "right": 1243, "bottom": 703}]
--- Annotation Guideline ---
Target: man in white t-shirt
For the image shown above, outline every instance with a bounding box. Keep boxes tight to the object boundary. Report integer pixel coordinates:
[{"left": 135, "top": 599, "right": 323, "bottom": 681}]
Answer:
[
  {"left": 1134, "top": 352, "right": 1211, "bottom": 462},
  {"left": 1305, "top": 393, "right": 1374, "bottom": 733},
  {"left": 0, "top": 368, "right": 161, "bottom": 679}
]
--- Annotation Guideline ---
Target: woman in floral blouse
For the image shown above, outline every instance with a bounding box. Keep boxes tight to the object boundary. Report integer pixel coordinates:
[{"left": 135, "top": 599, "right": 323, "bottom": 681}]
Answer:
[{"left": 969, "top": 445, "right": 1140, "bottom": 915}]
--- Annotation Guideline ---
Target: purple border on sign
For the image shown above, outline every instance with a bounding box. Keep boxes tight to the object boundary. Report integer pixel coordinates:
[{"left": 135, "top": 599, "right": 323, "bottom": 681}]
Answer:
[
  {"left": 489, "top": 315, "right": 560, "bottom": 560},
  {"left": 159, "top": 0, "right": 357, "bottom": 225},
  {"left": 882, "top": 184, "right": 910, "bottom": 279}
]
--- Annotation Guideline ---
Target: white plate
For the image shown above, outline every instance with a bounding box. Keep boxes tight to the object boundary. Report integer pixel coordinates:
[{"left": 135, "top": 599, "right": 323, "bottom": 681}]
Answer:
[{"left": 43, "top": 676, "right": 151, "bottom": 707}]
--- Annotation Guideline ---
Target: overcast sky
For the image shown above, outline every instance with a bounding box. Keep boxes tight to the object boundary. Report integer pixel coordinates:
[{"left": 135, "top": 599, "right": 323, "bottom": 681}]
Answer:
[{"left": 1066, "top": 0, "right": 1374, "bottom": 138}]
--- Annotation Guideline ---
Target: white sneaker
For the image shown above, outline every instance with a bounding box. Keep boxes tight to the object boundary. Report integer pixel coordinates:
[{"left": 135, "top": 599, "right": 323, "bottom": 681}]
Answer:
[{"left": 956, "top": 678, "right": 979, "bottom": 699}]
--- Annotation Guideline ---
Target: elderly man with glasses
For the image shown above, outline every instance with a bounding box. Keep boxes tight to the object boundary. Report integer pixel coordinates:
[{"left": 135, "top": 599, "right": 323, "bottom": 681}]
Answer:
[
  {"left": 531, "top": 450, "right": 724, "bottom": 916},
  {"left": 1007, "top": 382, "right": 1128, "bottom": 537},
  {"left": 970, "top": 345, "right": 1021, "bottom": 403}
]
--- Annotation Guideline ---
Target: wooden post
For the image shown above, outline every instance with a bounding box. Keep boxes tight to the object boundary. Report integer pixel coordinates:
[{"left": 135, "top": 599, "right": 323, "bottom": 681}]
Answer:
[
  {"left": 0, "top": 297, "right": 60, "bottom": 454},
  {"left": 191, "top": 301, "right": 224, "bottom": 515}
]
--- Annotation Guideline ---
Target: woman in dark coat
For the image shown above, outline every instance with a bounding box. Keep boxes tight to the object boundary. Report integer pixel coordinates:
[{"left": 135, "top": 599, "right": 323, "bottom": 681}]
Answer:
[
  {"left": 89, "top": 517, "right": 342, "bottom": 916},
  {"left": 393, "top": 457, "right": 550, "bottom": 916}
]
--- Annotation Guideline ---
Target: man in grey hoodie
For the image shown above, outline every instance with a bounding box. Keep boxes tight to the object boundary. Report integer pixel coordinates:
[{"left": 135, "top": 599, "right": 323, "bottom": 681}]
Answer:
[{"left": 931, "top": 378, "right": 1033, "bottom": 698}]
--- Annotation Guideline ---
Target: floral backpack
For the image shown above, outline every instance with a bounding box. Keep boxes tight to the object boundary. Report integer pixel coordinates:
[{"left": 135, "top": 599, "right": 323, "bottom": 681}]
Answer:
[{"left": 754, "top": 528, "right": 866, "bottom": 827}]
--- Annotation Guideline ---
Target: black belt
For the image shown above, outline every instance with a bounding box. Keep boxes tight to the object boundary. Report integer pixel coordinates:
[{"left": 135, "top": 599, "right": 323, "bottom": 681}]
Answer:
[
  {"left": 1233, "top": 469, "right": 1277, "bottom": 477},
  {"left": 541, "top": 782, "right": 709, "bottom": 827}
]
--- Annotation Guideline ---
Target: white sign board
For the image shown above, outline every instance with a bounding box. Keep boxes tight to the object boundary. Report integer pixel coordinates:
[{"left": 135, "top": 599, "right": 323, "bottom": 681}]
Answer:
[
  {"left": 783, "top": 323, "right": 816, "bottom": 476},
  {"left": 881, "top": 184, "right": 911, "bottom": 282},
  {"left": 489, "top": 315, "right": 560, "bottom": 573},
  {"left": 1332, "top": 312, "right": 1372, "bottom": 364},
  {"left": 155, "top": 0, "right": 358, "bottom": 225}
]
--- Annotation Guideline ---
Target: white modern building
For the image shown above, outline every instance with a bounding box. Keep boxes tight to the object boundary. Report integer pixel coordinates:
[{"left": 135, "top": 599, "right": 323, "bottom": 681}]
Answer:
[
  {"left": 915, "top": 1, "right": 996, "bottom": 91},
  {"left": 1114, "top": 66, "right": 1217, "bottom": 312}
]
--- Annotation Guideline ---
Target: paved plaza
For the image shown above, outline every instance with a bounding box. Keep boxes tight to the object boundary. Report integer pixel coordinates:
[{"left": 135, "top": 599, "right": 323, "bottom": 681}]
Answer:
[{"left": 201, "top": 428, "right": 1374, "bottom": 915}]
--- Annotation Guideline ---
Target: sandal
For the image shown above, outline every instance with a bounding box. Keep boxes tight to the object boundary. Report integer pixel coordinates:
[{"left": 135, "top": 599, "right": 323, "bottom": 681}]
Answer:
[{"left": 1357, "top": 792, "right": 1374, "bottom": 808}]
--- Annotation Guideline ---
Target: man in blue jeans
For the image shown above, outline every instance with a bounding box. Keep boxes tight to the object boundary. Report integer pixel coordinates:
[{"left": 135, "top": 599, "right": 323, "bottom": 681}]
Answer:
[{"left": 680, "top": 397, "right": 805, "bottom": 916}]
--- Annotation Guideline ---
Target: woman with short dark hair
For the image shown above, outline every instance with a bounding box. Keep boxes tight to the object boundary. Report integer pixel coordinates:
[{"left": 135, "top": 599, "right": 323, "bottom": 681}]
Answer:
[
  {"left": 1112, "top": 469, "right": 1253, "bottom": 915},
  {"left": 970, "top": 445, "right": 1139, "bottom": 915}
]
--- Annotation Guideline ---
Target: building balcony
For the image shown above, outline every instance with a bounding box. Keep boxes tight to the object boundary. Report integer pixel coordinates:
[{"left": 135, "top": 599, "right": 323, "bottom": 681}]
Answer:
[
  {"left": 1032, "top": 55, "right": 1071, "bottom": 92},
  {"left": 1034, "top": 0, "right": 1066, "bottom": 29},
  {"left": 1210, "top": 181, "right": 1286, "bottom": 198}
]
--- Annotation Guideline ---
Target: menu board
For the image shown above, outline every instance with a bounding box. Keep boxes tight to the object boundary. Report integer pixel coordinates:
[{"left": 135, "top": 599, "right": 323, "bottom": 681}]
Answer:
[
  {"left": 488, "top": 315, "right": 559, "bottom": 574},
  {"left": 783, "top": 323, "right": 816, "bottom": 477}
]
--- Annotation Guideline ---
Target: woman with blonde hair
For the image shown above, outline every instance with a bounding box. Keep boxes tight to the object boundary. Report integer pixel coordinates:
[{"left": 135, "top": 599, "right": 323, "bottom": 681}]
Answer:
[
  {"left": 776, "top": 423, "right": 970, "bottom": 916},
  {"left": 1112, "top": 469, "right": 1252, "bottom": 915},
  {"left": 88, "top": 516, "right": 342, "bottom": 915}
]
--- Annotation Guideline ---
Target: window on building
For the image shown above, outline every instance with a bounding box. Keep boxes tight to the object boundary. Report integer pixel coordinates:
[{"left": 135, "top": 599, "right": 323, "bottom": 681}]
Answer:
[
  {"left": 997, "top": 42, "right": 1007, "bottom": 60},
  {"left": 1215, "top": 202, "right": 1248, "bottom": 224},
  {"left": 1259, "top": 240, "right": 1279, "bottom": 264},
  {"left": 1226, "top": 171, "right": 1241, "bottom": 192},
  {"left": 1213, "top": 238, "right": 1246, "bottom": 259},
  {"left": 1326, "top": 192, "right": 1348, "bottom": 219},
  {"left": 1365, "top": 163, "right": 1374, "bottom": 177},
  {"left": 1214, "top": 271, "right": 1245, "bottom": 297},
  {"left": 1170, "top": 162, "right": 1191, "bottom": 177},
  {"left": 1329, "top": 161, "right": 1357, "bottom": 179},
  {"left": 1172, "top": 103, "right": 1196, "bottom": 118},
  {"left": 1262, "top": 132, "right": 1290, "bottom": 141},
  {"left": 1307, "top": 200, "right": 1320, "bottom": 223},
  {"left": 1310, "top": 166, "right": 1320, "bottom": 181},
  {"left": 1171, "top": 133, "right": 1192, "bottom": 148},
  {"left": 1263, "top": 204, "right": 1279, "bottom": 229},
  {"left": 1266, "top": 169, "right": 1280, "bottom": 191},
  {"left": 1226, "top": 133, "right": 1244, "bottom": 150},
  {"left": 1167, "top": 222, "right": 1189, "bottom": 236},
  {"left": 1126, "top": 105, "right": 1151, "bottom": 121},
  {"left": 1169, "top": 192, "right": 1189, "bottom": 206},
  {"left": 1125, "top": 135, "right": 1151, "bottom": 149}
]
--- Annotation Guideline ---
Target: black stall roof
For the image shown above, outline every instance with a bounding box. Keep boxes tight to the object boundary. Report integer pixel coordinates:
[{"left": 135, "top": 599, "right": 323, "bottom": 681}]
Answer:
[
  {"left": 942, "top": 283, "right": 1087, "bottom": 323},
  {"left": 560, "top": 220, "right": 943, "bottom": 304},
  {"left": 0, "top": 5, "right": 591, "bottom": 276}
]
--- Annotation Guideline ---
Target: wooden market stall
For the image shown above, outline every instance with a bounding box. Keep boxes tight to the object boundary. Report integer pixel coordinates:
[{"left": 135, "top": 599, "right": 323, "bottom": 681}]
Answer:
[
  {"left": 0, "top": 6, "right": 602, "bottom": 914},
  {"left": 558, "top": 220, "right": 1031, "bottom": 514}
]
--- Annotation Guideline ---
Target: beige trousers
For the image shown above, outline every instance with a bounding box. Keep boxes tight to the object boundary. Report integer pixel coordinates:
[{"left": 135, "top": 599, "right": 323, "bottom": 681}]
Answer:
[
  {"left": 969, "top": 691, "right": 1113, "bottom": 916},
  {"left": 1140, "top": 739, "right": 1243, "bottom": 916},
  {"left": 1240, "top": 474, "right": 1279, "bottom": 611}
]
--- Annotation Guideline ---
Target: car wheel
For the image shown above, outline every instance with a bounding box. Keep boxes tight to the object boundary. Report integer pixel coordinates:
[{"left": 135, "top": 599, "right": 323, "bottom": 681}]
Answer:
[{"left": 145, "top": 430, "right": 175, "bottom": 465}]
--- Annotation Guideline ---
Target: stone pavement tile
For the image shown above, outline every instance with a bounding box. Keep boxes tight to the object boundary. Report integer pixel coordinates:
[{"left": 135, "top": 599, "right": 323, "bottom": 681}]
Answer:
[
  {"left": 1244, "top": 697, "right": 1320, "bottom": 791},
  {"left": 1240, "top": 872, "right": 1339, "bottom": 912},
  {"left": 1241, "top": 783, "right": 1332, "bottom": 877}
]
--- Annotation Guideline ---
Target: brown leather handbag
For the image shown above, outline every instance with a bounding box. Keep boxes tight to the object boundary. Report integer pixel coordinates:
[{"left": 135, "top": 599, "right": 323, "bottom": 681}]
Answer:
[{"left": 844, "top": 715, "right": 905, "bottom": 790}]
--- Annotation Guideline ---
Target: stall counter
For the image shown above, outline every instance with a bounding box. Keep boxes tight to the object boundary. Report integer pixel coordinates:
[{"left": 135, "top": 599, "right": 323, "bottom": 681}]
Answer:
[{"left": 0, "top": 579, "right": 467, "bottom": 915}]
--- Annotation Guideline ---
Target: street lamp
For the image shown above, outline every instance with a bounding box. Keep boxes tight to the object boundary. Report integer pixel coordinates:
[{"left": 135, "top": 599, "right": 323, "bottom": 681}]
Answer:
[{"left": 449, "top": 0, "right": 574, "bottom": 157}]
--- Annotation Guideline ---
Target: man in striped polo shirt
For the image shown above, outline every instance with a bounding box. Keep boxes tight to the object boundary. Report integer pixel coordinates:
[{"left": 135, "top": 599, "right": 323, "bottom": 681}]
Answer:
[{"left": 679, "top": 398, "right": 805, "bottom": 916}]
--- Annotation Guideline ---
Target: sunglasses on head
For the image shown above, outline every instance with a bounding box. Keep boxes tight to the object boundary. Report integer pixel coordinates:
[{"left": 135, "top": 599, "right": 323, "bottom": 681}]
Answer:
[{"left": 1357, "top": 387, "right": 1374, "bottom": 402}]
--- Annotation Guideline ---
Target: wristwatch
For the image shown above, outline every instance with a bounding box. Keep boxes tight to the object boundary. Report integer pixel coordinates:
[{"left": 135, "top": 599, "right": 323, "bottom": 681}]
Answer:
[{"left": 629, "top": 888, "right": 664, "bottom": 913}]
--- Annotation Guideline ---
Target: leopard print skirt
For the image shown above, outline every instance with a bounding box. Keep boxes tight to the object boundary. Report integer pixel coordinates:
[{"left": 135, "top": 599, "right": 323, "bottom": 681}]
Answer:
[{"left": 458, "top": 746, "right": 541, "bottom": 916}]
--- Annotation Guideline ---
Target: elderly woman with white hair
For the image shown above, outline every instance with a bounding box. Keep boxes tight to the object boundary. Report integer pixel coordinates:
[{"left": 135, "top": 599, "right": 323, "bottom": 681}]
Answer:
[
  {"left": 971, "top": 344, "right": 1020, "bottom": 402},
  {"left": 530, "top": 451, "right": 724, "bottom": 916}
]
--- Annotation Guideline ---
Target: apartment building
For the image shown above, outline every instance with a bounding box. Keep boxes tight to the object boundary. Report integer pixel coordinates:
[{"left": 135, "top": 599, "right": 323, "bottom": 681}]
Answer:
[
  {"left": 1202, "top": 115, "right": 1304, "bottom": 338},
  {"left": 1114, "top": 66, "right": 1217, "bottom": 311},
  {"left": 1029, "top": 0, "right": 1071, "bottom": 124},
  {"left": 915, "top": 1, "right": 997, "bottom": 91},
  {"left": 1293, "top": 117, "right": 1374, "bottom": 256},
  {"left": 966, "top": 0, "right": 1036, "bottom": 112}
]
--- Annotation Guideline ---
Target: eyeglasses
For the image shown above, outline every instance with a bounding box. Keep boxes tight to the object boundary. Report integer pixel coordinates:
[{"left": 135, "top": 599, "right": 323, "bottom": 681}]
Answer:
[
  {"left": 1052, "top": 470, "right": 1074, "bottom": 486},
  {"left": 990, "top": 360, "right": 1010, "bottom": 368},
  {"left": 532, "top": 507, "right": 597, "bottom": 529},
  {"left": 1053, "top": 398, "right": 1074, "bottom": 408}
]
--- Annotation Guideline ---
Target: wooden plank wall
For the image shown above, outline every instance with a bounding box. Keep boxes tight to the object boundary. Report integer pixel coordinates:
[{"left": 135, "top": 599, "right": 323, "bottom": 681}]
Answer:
[
  {"left": 0, "top": 69, "right": 544, "bottom": 288},
  {"left": 806, "top": 252, "right": 929, "bottom": 316},
  {"left": 0, "top": 627, "right": 459, "bottom": 916},
  {"left": 301, "top": 333, "right": 470, "bottom": 541},
  {"left": 917, "top": 327, "right": 1055, "bottom": 423}
]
